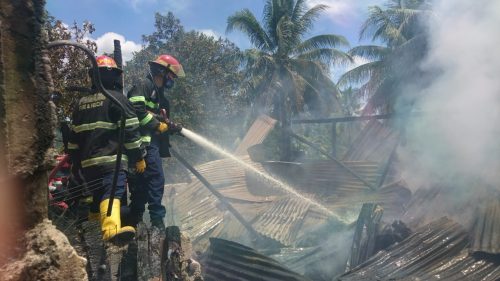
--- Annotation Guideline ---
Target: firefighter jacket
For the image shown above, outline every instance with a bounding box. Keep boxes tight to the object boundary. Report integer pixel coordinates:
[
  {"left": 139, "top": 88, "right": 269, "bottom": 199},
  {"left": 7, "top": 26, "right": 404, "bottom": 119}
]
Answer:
[
  {"left": 68, "top": 89, "right": 143, "bottom": 177},
  {"left": 127, "top": 76, "right": 171, "bottom": 157}
]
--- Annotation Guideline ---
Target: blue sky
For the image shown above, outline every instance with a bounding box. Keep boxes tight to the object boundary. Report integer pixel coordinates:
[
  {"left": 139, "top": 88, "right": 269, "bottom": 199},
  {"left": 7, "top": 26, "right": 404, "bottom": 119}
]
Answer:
[{"left": 47, "top": 0, "right": 385, "bottom": 71}]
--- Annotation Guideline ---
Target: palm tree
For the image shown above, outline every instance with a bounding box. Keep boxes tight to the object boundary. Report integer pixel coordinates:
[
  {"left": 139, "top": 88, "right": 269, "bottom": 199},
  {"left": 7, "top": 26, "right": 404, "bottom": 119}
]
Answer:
[
  {"left": 227, "top": 0, "right": 351, "bottom": 159},
  {"left": 338, "top": 0, "right": 432, "bottom": 114}
]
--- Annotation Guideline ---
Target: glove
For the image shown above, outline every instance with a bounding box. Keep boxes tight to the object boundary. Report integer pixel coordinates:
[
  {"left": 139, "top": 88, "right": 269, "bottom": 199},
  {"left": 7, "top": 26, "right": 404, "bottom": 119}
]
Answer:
[
  {"left": 167, "top": 120, "right": 182, "bottom": 134},
  {"left": 157, "top": 122, "right": 169, "bottom": 134},
  {"left": 135, "top": 159, "right": 146, "bottom": 173}
]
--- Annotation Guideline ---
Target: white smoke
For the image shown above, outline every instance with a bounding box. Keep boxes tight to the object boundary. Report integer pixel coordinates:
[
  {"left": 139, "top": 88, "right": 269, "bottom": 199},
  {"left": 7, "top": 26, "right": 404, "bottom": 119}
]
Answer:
[{"left": 400, "top": 0, "right": 500, "bottom": 197}]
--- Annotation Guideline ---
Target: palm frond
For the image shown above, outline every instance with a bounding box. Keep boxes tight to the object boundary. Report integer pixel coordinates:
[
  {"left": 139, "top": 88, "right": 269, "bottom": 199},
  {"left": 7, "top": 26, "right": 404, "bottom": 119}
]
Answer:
[
  {"left": 241, "top": 48, "right": 274, "bottom": 68},
  {"left": 289, "top": 60, "right": 343, "bottom": 113},
  {"left": 289, "top": 59, "right": 326, "bottom": 80},
  {"left": 239, "top": 66, "right": 275, "bottom": 99},
  {"left": 294, "top": 34, "right": 350, "bottom": 55},
  {"left": 348, "top": 45, "right": 389, "bottom": 60},
  {"left": 360, "top": 5, "right": 406, "bottom": 46},
  {"left": 276, "top": 16, "right": 297, "bottom": 55},
  {"left": 291, "top": 0, "right": 307, "bottom": 22},
  {"left": 227, "top": 9, "right": 273, "bottom": 51},
  {"left": 283, "top": 67, "right": 307, "bottom": 112},
  {"left": 263, "top": 0, "right": 287, "bottom": 46},
  {"left": 356, "top": 71, "right": 384, "bottom": 100},
  {"left": 296, "top": 4, "right": 328, "bottom": 35},
  {"left": 362, "top": 77, "right": 396, "bottom": 115},
  {"left": 337, "top": 61, "right": 383, "bottom": 88},
  {"left": 297, "top": 48, "right": 352, "bottom": 66}
]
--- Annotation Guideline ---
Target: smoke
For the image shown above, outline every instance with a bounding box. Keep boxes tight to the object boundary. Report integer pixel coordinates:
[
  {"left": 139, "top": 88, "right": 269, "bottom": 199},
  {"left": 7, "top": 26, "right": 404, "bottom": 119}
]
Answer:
[{"left": 399, "top": 0, "right": 500, "bottom": 208}]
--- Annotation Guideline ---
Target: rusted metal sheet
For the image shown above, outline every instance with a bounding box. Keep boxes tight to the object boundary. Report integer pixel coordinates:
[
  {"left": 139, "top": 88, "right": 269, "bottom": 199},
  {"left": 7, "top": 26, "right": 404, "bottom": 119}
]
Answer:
[
  {"left": 471, "top": 198, "right": 500, "bottom": 255},
  {"left": 343, "top": 120, "right": 399, "bottom": 164},
  {"left": 252, "top": 196, "right": 310, "bottom": 246},
  {"left": 234, "top": 114, "right": 277, "bottom": 155},
  {"left": 204, "top": 238, "right": 311, "bottom": 281},
  {"left": 339, "top": 217, "right": 500, "bottom": 281}
]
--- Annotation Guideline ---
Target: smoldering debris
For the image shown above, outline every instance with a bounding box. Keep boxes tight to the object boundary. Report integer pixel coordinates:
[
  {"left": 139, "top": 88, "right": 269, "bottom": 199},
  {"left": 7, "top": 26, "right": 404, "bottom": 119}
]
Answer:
[
  {"left": 163, "top": 112, "right": 500, "bottom": 280},
  {"left": 340, "top": 217, "right": 499, "bottom": 281}
]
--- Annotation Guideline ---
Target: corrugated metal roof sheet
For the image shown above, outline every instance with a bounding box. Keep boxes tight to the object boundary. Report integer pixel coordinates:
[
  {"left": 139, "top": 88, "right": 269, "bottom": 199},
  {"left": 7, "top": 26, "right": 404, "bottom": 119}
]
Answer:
[
  {"left": 339, "top": 217, "right": 500, "bottom": 281},
  {"left": 234, "top": 114, "right": 277, "bottom": 155},
  {"left": 471, "top": 198, "right": 500, "bottom": 255},
  {"left": 259, "top": 160, "right": 410, "bottom": 216},
  {"left": 204, "top": 238, "right": 311, "bottom": 281},
  {"left": 253, "top": 196, "right": 310, "bottom": 246},
  {"left": 400, "top": 187, "right": 446, "bottom": 228},
  {"left": 164, "top": 181, "right": 224, "bottom": 240},
  {"left": 271, "top": 246, "right": 343, "bottom": 280},
  {"left": 343, "top": 120, "right": 399, "bottom": 164}
]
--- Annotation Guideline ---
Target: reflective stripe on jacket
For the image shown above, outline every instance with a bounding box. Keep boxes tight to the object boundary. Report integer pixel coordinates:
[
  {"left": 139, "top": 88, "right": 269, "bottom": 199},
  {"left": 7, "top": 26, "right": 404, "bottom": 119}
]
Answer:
[
  {"left": 68, "top": 90, "right": 143, "bottom": 177},
  {"left": 127, "top": 76, "right": 170, "bottom": 147}
]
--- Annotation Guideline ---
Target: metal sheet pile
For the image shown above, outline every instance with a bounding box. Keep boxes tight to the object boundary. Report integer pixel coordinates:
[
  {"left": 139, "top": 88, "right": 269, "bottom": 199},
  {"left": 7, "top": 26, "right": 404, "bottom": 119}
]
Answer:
[
  {"left": 203, "top": 238, "right": 311, "bottom": 281},
  {"left": 471, "top": 199, "right": 500, "bottom": 255},
  {"left": 163, "top": 116, "right": 410, "bottom": 253},
  {"left": 340, "top": 217, "right": 500, "bottom": 281}
]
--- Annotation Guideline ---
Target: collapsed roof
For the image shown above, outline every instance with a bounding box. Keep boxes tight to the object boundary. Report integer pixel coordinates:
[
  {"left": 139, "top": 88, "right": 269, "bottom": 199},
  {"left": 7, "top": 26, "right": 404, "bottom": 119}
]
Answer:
[{"left": 164, "top": 115, "right": 500, "bottom": 280}]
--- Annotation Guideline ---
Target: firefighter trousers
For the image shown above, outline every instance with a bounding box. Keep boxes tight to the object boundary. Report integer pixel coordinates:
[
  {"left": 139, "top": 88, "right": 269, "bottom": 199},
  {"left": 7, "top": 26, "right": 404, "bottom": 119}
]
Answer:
[
  {"left": 128, "top": 139, "right": 166, "bottom": 223},
  {"left": 89, "top": 170, "right": 126, "bottom": 214}
]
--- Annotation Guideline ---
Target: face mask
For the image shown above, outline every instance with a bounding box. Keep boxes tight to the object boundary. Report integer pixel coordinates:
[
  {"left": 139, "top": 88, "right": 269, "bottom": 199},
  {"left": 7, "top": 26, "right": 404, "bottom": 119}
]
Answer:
[{"left": 164, "top": 77, "right": 175, "bottom": 89}]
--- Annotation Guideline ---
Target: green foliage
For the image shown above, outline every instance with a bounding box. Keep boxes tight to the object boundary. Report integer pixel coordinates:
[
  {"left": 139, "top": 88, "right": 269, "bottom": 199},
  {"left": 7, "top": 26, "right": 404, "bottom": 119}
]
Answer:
[
  {"left": 339, "top": 0, "right": 432, "bottom": 115},
  {"left": 124, "top": 13, "right": 247, "bottom": 175},
  {"left": 227, "top": 0, "right": 351, "bottom": 118},
  {"left": 45, "top": 15, "right": 97, "bottom": 119}
]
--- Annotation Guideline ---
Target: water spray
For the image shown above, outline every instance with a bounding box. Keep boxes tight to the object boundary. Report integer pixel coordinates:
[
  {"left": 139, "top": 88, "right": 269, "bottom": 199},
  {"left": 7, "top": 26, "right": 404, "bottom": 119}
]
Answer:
[
  {"left": 170, "top": 148, "right": 262, "bottom": 243},
  {"left": 179, "top": 128, "right": 343, "bottom": 220}
]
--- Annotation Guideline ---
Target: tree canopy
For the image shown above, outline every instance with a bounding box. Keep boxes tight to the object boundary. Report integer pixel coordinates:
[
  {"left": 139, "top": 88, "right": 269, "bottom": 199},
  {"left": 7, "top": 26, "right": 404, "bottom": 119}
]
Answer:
[
  {"left": 46, "top": 16, "right": 97, "bottom": 119},
  {"left": 227, "top": 0, "right": 352, "bottom": 119},
  {"left": 125, "top": 12, "right": 247, "bottom": 173},
  {"left": 338, "top": 0, "right": 432, "bottom": 114}
]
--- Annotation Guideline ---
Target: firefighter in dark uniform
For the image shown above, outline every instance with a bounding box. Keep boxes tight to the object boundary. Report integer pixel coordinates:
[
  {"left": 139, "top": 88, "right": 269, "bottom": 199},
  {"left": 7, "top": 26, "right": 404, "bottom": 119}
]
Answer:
[
  {"left": 68, "top": 56, "right": 146, "bottom": 242},
  {"left": 127, "top": 54, "right": 184, "bottom": 230}
]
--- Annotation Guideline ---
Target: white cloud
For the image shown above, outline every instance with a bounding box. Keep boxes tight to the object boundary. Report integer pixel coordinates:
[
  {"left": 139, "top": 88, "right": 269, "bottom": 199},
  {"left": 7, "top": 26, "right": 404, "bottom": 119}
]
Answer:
[
  {"left": 198, "top": 29, "right": 222, "bottom": 39},
  {"left": 306, "top": 0, "right": 386, "bottom": 25},
  {"left": 94, "top": 32, "right": 142, "bottom": 63}
]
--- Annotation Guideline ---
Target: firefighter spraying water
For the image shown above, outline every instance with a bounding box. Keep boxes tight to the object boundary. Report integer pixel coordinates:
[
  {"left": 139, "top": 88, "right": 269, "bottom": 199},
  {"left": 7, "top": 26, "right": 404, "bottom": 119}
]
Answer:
[{"left": 126, "top": 54, "right": 184, "bottom": 231}]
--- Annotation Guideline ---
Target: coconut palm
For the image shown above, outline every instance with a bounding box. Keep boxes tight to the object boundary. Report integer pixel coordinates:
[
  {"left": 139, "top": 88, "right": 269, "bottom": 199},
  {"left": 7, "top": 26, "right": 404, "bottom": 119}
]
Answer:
[
  {"left": 227, "top": 0, "right": 351, "bottom": 160},
  {"left": 227, "top": 0, "right": 352, "bottom": 119},
  {"left": 338, "top": 0, "right": 432, "bottom": 114}
]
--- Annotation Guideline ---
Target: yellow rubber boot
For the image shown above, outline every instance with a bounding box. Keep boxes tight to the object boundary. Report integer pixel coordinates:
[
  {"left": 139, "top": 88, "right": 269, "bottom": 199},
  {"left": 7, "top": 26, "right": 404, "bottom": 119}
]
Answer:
[{"left": 100, "top": 199, "right": 136, "bottom": 243}]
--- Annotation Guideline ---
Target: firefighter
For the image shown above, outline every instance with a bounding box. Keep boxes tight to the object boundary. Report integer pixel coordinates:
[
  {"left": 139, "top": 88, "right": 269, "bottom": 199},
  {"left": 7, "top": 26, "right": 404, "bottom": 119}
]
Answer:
[
  {"left": 68, "top": 55, "right": 146, "bottom": 242},
  {"left": 127, "top": 54, "right": 184, "bottom": 230}
]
